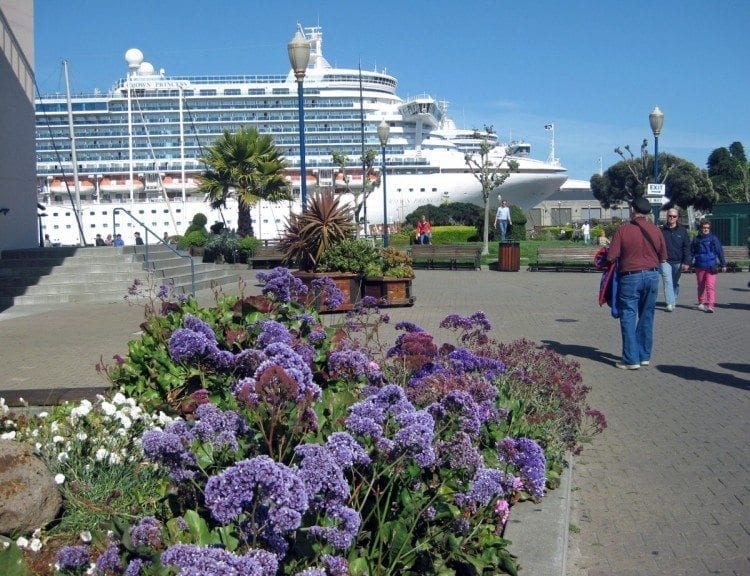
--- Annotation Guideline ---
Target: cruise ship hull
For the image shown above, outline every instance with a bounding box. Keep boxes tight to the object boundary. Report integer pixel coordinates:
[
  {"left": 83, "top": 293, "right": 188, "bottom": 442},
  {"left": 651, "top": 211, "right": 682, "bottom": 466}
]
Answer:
[{"left": 35, "top": 25, "right": 566, "bottom": 246}]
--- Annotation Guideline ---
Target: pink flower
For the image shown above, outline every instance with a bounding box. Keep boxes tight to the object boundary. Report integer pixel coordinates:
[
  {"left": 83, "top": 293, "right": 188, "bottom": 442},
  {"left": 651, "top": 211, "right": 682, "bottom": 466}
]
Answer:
[{"left": 494, "top": 499, "right": 510, "bottom": 525}]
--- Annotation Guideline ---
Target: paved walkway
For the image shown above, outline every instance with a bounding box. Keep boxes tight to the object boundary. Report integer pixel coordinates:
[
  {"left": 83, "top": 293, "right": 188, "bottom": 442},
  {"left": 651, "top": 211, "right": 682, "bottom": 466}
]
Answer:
[{"left": 1, "top": 267, "right": 748, "bottom": 575}]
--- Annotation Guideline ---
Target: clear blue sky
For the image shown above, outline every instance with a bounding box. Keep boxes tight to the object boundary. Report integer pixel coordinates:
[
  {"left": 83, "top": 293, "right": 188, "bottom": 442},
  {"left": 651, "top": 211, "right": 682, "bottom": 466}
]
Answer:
[{"left": 33, "top": 0, "right": 749, "bottom": 183}]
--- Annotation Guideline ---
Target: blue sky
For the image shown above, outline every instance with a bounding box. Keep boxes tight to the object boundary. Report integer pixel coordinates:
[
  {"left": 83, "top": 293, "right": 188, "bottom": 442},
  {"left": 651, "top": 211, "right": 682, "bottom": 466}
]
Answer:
[{"left": 33, "top": 0, "right": 749, "bottom": 182}]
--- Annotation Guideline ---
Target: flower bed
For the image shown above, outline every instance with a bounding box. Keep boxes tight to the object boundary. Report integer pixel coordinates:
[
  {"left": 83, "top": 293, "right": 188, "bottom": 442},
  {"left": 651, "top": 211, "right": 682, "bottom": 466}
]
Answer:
[{"left": 0, "top": 267, "right": 605, "bottom": 576}]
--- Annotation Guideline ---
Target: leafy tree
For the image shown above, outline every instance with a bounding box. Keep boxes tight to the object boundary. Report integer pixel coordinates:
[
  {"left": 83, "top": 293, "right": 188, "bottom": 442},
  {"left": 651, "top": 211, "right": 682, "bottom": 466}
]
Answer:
[
  {"left": 707, "top": 141, "right": 749, "bottom": 203},
  {"left": 591, "top": 143, "right": 716, "bottom": 211},
  {"left": 404, "top": 202, "right": 483, "bottom": 228},
  {"left": 199, "top": 127, "right": 291, "bottom": 237},
  {"left": 464, "top": 127, "right": 519, "bottom": 255},
  {"left": 331, "top": 149, "right": 380, "bottom": 230}
]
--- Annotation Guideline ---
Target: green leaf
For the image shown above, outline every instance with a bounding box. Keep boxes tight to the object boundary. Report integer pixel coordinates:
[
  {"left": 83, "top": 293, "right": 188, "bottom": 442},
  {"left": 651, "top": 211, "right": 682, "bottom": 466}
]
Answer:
[
  {"left": 0, "top": 543, "right": 33, "bottom": 576},
  {"left": 183, "top": 509, "right": 212, "bottom": 545}
]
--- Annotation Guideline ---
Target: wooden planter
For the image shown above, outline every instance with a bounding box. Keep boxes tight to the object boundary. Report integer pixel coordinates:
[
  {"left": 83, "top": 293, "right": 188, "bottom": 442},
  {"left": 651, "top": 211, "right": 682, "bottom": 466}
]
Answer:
[
  {"left": 293, "top": 271, "right": 362, "bottom": 313},
  {"left": 363, "top": 277, "right": 415, "bottom": 307}
]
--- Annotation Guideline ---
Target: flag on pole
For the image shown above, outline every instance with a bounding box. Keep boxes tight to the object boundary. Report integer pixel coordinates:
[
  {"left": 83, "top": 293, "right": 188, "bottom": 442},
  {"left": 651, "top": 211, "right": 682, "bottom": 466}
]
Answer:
[{"left": 544, "top": 124, "right": 553, "bottom": 130}]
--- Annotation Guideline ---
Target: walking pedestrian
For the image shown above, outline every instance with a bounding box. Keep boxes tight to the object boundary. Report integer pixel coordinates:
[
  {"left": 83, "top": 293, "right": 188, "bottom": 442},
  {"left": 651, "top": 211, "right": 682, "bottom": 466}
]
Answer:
[
  {"left": 659, "top": 208, "right": 691, "bottom": 311},
  {"left": 494, "top": 199, "right": 512, "bottom": 242},
  {"left": 691, "top": 219, "right": 726, "bottom": 313},
  {"left": 607, "top": 197, "right": 667, "bottom": 370},
  {"left": 582, "top": 221, "right": 591, "bottom": 245}
]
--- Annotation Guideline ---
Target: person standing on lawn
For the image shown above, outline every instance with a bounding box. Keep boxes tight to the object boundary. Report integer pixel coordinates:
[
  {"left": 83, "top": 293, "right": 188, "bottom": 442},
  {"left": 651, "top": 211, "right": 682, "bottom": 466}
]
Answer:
[
  {"left": 607, "top": 197, "right": 667, "bottom": 370},
  {"left": 494, "top": 199, "right": 512, "bottom": 242}
]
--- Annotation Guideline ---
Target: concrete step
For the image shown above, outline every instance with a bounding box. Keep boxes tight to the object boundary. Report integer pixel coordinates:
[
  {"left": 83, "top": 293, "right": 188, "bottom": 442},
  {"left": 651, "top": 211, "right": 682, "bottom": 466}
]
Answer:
[{"left": 0, "top": 245, "right": 241, "bottom": 306}]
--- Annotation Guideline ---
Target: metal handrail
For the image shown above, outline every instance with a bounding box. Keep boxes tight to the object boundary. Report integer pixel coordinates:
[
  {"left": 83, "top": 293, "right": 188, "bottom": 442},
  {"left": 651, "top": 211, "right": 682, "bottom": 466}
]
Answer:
[{"left": 112, "top": 207, "right": 195, "bottom": 295}]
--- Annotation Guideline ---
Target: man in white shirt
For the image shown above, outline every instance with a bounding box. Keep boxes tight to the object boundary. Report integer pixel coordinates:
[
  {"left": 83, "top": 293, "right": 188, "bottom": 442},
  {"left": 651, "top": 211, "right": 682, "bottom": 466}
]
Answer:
[
  {"left": 582, "top": 221, "right": 591, "bottom": 244},
  {"left": 494, "top": 199, "right": 512, "bottom": 242}
]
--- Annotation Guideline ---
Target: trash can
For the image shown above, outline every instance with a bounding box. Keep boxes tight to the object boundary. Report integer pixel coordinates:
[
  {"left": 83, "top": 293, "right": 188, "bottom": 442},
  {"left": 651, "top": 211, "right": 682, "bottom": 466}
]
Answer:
[{"left": 498, "top": 241, "right": 520, "bottom": 271}]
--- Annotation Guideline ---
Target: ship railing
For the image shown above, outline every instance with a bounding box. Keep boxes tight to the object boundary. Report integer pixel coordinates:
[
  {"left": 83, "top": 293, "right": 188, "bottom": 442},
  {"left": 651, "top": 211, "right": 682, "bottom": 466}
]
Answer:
[{"left": 113, "top": 207, "right": 195, "bottom": 296}]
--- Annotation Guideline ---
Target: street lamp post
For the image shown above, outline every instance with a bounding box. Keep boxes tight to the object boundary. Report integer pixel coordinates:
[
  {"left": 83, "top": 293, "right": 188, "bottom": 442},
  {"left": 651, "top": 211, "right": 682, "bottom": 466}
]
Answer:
[
  {"left": 377, "top": 120, "right": 390, "bottom": 247},
  {"left": 649, "top": 106, "right": 664, "bottom": 223},
  {"left": 288, "top": 29, "right": 311, "bottom": 212}
]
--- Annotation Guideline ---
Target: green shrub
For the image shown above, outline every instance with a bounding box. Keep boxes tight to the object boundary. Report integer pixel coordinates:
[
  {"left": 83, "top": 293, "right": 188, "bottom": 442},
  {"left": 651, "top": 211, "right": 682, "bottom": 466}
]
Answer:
[
  {"left": 317, "top": 238, "right": 380, "bottom": 275},
  {"left": 178, "top": 229, "right": 208, "bottom": 249}
]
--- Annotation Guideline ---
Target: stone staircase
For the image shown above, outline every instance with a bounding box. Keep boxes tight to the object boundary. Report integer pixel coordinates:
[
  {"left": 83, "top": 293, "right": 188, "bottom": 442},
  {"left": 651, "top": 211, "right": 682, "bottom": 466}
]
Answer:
[{"left": 0, "top": 245, "right": 240, "bottom": 307}]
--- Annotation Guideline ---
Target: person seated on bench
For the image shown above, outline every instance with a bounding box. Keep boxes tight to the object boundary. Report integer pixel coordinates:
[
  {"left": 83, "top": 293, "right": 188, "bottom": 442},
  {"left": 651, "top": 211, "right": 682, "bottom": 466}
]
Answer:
[{"left": 416, "top": 215, "right": 432, "bottom": 245}]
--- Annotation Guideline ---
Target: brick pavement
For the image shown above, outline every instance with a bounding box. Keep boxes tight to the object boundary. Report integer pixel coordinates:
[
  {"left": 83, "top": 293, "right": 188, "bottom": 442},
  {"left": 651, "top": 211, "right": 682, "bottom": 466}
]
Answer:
[{"left": 0, "top": 267, "right": 748, "bottom": 575}]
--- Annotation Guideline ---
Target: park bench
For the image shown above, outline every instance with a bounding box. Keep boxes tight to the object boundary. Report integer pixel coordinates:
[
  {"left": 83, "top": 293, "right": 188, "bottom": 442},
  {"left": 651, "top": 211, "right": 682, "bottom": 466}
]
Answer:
[
  {"left": 529, "top": 245, "right": 601, "bottom": 272},
  {"left": 248, "top": 245, "right": 285, "bottom": 269},
  {"left": 409, "top": 244, "right": 481, "bottom": 270},
  {"left": 721, "top": 246, "right": 749, "bottom": 272}
]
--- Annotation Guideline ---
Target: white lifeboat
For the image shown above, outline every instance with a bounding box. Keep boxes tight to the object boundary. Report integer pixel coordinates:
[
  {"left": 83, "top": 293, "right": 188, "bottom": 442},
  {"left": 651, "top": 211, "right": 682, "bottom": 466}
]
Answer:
[
  {"left": 99, "top": 177, "right": 145, "bottom": 194},
  {"left": 334, "top": 171, "right": 378, "bottom": 190},
  {"left": 285, "top": 171, "right": 318, "bottom": 188},
  {"left": 163, "top": 176, "right": 200, "bottom": 193},
  {"left": 48, "top": 179, "right": 95, "bottom": 195}
]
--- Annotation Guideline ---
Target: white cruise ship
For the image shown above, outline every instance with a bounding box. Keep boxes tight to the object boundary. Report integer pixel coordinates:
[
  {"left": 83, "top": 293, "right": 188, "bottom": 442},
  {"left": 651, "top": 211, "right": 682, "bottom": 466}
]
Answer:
[{"left": 35, "top": 25, "right": 567, "bottom": 246}]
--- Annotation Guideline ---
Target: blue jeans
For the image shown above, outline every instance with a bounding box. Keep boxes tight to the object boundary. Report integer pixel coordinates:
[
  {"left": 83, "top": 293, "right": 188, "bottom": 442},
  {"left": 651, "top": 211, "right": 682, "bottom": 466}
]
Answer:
[
  {"left": 668, "top": 261, "right": 683, "bottom": 302},
  {"left": 660, "top": 261, "right": 674, "bottom": 306},
  {"left": 617, "top": 270, "right": 659, "bottom": 365},
  {"left": 497, "top": 220, "right": 509, "bottom": 241}
]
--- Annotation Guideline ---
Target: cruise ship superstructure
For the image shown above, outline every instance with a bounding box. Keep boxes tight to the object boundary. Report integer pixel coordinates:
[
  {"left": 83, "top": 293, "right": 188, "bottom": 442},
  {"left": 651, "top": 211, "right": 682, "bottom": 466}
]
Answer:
[{"left": 35, "top": 25, "right": 567, "bottom": 245}]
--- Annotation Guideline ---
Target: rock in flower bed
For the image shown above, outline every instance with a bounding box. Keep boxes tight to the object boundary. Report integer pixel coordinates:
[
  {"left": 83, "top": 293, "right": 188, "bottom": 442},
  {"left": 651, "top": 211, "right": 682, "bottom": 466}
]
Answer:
[{"left": 0, "top": 267, "right": 605, "bottom": 576}]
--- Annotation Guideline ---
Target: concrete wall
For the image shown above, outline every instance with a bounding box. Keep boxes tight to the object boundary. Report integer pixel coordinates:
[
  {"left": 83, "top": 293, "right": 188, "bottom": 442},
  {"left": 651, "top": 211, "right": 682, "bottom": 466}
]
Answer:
[{"left": 0, "top": 0, "right": 38, "bottom": 250}]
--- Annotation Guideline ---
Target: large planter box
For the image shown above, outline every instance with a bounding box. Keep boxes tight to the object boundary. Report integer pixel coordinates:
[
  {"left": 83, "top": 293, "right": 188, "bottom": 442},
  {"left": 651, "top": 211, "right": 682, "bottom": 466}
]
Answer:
[
  {"left": 363, "top": 277, "right": 415, "bottom": 307},
  {"left": 293, "top": 271, "right": 362, "bottom": 313}
]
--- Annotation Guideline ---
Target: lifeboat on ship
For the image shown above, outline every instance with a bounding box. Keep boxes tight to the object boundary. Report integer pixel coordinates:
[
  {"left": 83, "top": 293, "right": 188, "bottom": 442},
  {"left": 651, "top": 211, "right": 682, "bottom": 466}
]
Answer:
[
  {"left": 99, "top": 177, "right": 145, "bottom": 194},
  {"left": 48, "top": 179, "right": 95, "bottom": 195},
  {"left": 285, "top": 171, "right": 318, "bottom": 188},
  {"left": 163, "top": 176, "right": 200, "bottom": 193},
  {"left": 334, "top": 171, "right": 378, "bottom": 190}
]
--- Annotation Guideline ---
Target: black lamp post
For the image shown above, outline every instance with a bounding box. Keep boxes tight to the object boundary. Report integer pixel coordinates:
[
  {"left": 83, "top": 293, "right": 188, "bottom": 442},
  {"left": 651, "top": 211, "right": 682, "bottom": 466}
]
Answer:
[
  {"left": 377, "top": 120, "right": 390, "bottom": 247},
  {"left": 649, "top": 106, "right": 664, "bottom": 223},
  {"left": 288, "top": 29, "right": 311, "bottom": 212}
]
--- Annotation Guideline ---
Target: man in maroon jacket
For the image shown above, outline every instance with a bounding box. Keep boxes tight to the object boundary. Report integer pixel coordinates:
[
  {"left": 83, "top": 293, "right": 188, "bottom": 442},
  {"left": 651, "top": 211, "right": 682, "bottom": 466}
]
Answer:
[{"left": 607, "top": 197, "right": 668, "bottom": 370}]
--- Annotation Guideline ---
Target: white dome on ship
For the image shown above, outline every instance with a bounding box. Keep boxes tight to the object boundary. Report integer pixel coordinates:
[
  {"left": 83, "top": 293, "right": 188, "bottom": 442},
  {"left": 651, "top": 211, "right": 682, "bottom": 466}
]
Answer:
[
  {"left": 124, "top": 48, "right": 143, "bottom": 70},
  {"left": 137, "top": 62, "right": 155, "bottom": 76}
]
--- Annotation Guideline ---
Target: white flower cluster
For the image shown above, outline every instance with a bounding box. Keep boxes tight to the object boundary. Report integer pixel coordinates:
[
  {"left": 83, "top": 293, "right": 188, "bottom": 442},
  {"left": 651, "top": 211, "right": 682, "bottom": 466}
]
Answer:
[
  {"left": 1, "top": 392, "right": 173, "bottom": 470},
  {"left": 14, "top": 529, "right": 43, "bottom": 553}
]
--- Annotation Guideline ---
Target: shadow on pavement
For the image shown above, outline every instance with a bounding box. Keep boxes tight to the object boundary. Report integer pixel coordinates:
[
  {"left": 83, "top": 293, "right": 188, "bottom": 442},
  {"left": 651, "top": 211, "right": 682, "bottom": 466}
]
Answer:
[
  {"left": 540, "top": 339, "right": 619, "bottom": 366},
  {"left": 656, "top": 365, "right": 750, "bottom": 391},
  {"left": 718, "top": 362, "right": 750, "bottom": 374}
]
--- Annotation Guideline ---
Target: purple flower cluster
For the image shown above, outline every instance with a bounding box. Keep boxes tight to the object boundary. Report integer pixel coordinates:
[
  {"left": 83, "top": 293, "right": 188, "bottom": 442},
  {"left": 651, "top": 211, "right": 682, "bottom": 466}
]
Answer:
[
  {"left": 440, "top": 311, "right": 492, "bottom": 345},
  {"left": 94, "top": 544, "right": 121, "bottom": 573},
  {"left": 55, "top": 545, "right": 90, "bottom": 570},
  {"left": 130, "top": 516, "right": 163, "bottom": 549},
  {"left": 446, "top": 348, "right": 505, "bottom": 380},
  {"left": 124, "top": 558, "right": 151, "bottom": 576},
  {"left": 436, "top": 431, "right": 484, "bottom": 472},
  {"left": 311, "top": 276, "right": 345, "bottom": 310},
  {"left": 328, "top": 349, "right": 382, "bottom": 385},
  {"left": 455, "top": 467, "right": 508, "bottom": 510},
  {"left": 191, "top": 403, "right": 247, "bottom": 453},
  {"left": 204, "top": 455, "right": 309, "bottom": 535},
  {"left": 497, "top": 437, "right": 547, "bottom": 500},
  {"left": 168, "top": 314, "right": 235, "bottom": 371},
  {"left": 161, "top": 544, "right": 278, "bottom": 576},
  {"left": 255, "top": 319, "right": 294, "bottom": 349},
  {"left": 346, "top": 385, "right": 435, "bottom": 468},
  {"left": 257, "top": 267, "right": 308, "bottom": 303},
  {"left": 141, "top": 427, "right": 197, "bottom": 481},
  {"left": 323, "top": 555, "right": 350, "bottom": 576},
  {"left": 257, "top": 342, "right": 320, "bottom": 401},
  {"left": 307, "top": 503, "right": 361, "bottom": 550}
]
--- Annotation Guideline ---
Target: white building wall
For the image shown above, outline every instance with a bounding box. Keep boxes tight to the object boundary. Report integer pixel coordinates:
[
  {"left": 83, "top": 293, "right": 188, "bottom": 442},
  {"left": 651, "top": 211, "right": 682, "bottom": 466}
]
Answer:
[{"left": 0, "top": 0, "right": 38, "bottom": 250}]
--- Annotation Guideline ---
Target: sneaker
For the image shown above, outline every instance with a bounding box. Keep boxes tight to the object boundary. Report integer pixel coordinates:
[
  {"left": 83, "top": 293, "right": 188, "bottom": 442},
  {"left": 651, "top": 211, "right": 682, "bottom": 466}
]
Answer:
[
  {"left": 666, "top": 304, "right": 674, "bottom": 312},
  {"left": 615, "top": 362, "right": 640, "bottom": 370},
  {"left": 640, "top": 360, "right": 650, "bottom": 366},
  {"left": 697, "top": 304, "right": 707, "bottom": 312},
  {"left": 706, "top": 307, "right": 715, "bottom": 313}
]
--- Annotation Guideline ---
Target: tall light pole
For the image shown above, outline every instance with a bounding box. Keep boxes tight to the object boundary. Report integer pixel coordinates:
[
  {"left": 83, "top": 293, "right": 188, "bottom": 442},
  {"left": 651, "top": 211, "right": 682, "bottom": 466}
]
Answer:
[
  {"left": 288, "top": 29, "right": 311, "bottom": 212},
  {"left": 377, "top": 120, "right": 390, "bottom": 247},
  {"left": 649, "top": 106, "right": 664, "bottom": 223}
]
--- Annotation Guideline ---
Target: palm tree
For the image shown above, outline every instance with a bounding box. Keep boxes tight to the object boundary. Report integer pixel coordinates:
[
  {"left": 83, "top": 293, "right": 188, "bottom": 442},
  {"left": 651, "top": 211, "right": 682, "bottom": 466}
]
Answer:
[{"left": 199, "top": 127, "right": 291, "bottom": 237}]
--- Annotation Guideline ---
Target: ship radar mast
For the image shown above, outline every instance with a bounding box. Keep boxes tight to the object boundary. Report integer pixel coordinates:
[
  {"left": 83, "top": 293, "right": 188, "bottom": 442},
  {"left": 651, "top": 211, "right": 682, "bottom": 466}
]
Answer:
[{"left": 544, "top": 123, "right": 559, "bottom": 166}]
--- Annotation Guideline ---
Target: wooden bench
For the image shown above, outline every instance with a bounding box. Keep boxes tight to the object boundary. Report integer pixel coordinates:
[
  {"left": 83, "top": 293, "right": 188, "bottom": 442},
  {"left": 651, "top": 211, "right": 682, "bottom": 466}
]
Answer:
[
  {"left": 530, "top": 245, "right": 601, "bottom": 272},
  {"left": 409, "top": 244, "right": 481, "bottom": 270},
  {"left": 722, "top": 246, "right": 749, "bottom": 271},
  {"left": 248, "top": 245, "right": 285, "bottom": 269}
]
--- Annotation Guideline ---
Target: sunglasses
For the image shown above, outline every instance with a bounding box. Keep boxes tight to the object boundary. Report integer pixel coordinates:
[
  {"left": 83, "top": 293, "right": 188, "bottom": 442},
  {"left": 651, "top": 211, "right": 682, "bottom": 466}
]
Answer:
[{"left": 667, "top": 214, "right": 678, "bottom": 218}]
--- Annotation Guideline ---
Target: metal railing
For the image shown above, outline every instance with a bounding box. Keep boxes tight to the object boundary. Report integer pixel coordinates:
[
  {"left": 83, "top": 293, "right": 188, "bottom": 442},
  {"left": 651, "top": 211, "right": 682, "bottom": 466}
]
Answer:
[{"left": 112, "top": 207, "right": 195, "bottom": 295}]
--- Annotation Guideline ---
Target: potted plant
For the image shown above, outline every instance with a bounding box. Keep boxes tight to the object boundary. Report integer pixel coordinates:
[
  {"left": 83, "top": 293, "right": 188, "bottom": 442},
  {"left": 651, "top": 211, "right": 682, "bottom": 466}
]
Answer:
[
  {"left": 279, "top": 190, "right": 360, "bottom": 312},
  {"left": 363, "top": 246, "right": 415, "bottom": 306}
]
